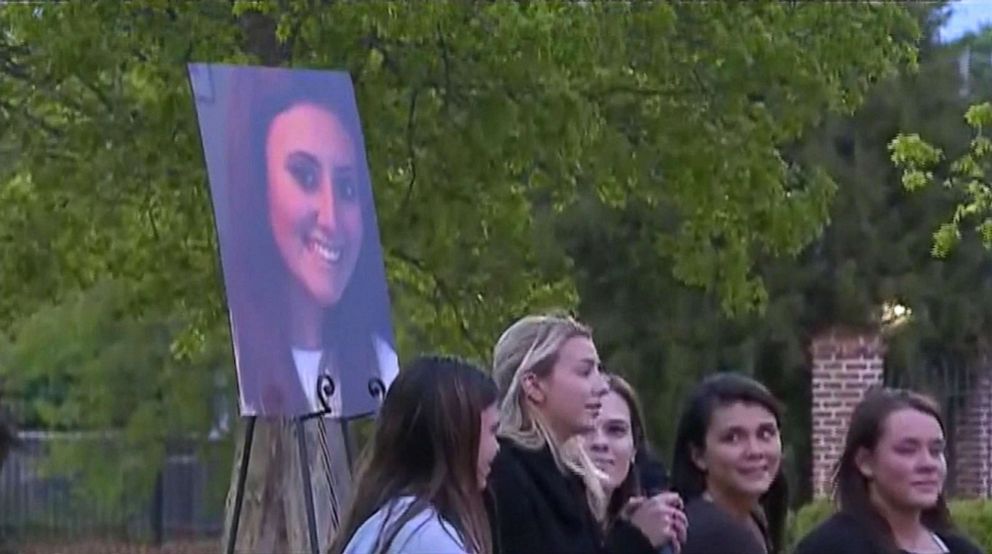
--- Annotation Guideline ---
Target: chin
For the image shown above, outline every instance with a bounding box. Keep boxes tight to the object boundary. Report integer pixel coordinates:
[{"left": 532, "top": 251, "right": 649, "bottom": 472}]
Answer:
[
  {"left": 310, "top": 287, "right": 343, "bottom": 307},
  {"left": 738, "top": 482, "right": 773, "bottom": 497},
  {"left": 907, "top": 495, "right": 941, "bottom": 509}
]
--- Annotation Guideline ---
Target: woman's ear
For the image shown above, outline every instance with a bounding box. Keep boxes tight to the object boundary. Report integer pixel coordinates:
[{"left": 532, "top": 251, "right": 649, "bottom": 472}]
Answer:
[
  {"left": 520, "top": 373, "right": 546, "bottom": 405},
  {"left": 854, "top": 447, "right": 875, "bottom": 480},
  {"left": 690, "top": 444, "right": 707, "bottom": 473}
]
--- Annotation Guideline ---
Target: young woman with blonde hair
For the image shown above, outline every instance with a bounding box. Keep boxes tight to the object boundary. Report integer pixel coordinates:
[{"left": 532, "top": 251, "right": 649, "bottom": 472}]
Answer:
[{"left": 485, "top": 312, "right": 674, "bottom": 554}]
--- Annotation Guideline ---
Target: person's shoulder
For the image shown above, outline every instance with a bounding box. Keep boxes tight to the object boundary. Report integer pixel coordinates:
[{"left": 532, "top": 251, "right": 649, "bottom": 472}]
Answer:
[
  {"left": 681, "top": 498, "right": 763, "bottom": 554},
  {"left": 488, "top": 439, "right": 540, "bottom": 494},
  {"left": 793, "top": 512, "right": 872, "bottom": 554},
  {"left": 938, "top": 531, "right": 985, "bottom": 554},
  {"left": 345, "top": 496, "right": 468, "bottom": 554},
  {"left": 683, "top": 496, "right": 739, "bottom": 528},
  {"left": 391, "top": 505, "right": 468, "bottom": 554},
  {"left": 371, "top": 334, "right": 398, "bottom": 384}
]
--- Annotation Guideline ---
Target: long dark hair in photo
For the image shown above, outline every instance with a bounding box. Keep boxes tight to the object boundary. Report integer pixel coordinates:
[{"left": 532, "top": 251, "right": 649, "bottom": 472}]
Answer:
[{"left": 219, "top": 66, "right": 393, "bottom": 417}]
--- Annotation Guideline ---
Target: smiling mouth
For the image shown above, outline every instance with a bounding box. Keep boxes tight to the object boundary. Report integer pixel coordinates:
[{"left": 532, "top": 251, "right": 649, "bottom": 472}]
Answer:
[
  {"left": 308, "top": 236, "right": 344, "bottom": 264},
  {"left": 592, "top": 457, "right": 614, "bottom": 468},
  {"left": 739, "top": 467, "right": 769, "bottom": 478},
  {"left": 912, "top": 481, "right": 940, "bottom": 489}
]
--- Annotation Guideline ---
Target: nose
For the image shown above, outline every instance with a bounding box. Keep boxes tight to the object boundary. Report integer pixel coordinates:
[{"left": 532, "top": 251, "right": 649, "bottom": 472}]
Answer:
[
  {"left": 315, "top": 173, "right": 338, "bottom": 231},
  {"left": 587, "top": 428, "right": 608, "bottom": 453},
  {"left": 917, "top": 450, "right": 943, "bottom": 472},
  {"left": 743, "top": 435, "right": 762, "bottom": 457},
  {"left": 592, "top": 370, "right": 608, "bottom": 399}
]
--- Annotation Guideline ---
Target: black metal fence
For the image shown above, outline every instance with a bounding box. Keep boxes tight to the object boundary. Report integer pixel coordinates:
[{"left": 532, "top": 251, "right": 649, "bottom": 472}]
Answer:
[{"left": 0, "top": 430, "right": 226, "bottom": 543}]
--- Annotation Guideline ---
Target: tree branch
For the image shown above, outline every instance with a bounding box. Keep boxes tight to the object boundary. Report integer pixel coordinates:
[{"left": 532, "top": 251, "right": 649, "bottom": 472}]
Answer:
[
  {"left": 402, "top": 88, "right": 419, "bottom": 210},
  {"left": 390, "top": 249, "right": 487, "bottom": 357}
]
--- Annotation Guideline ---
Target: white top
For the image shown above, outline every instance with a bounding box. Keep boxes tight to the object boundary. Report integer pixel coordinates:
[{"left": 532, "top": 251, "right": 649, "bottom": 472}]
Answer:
[
  {"left": 931, "top": 532, "right": 950, "bottom": 553},
  {"left": 291, "top": 347, "right": 332, "bottom": 414},
  {"left": 291, "top": 333, "right": 399, "bottom": 416},
  {"left": 343, "top": 496, "right": 470, "bottom": 554}
]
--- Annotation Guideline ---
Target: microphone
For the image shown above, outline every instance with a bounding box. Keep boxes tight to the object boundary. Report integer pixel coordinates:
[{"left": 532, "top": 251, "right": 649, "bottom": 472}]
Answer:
[
  {"left": 643, "top": 485, "right": 676, "bottom": 554},
  {"left": 638, "top": 451, "right": 680, "bottom": 554}
]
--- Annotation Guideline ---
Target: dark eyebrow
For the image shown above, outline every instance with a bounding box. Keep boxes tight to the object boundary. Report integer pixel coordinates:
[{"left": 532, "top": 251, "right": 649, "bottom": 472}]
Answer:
[
  {"left": 897, "top": 437, "right": 946, "bottom": 446},
  {"left": 894, "top": 437, "right": 933, "bottom": 447},
  {"left": 287, "top": 151, "right": 319, "bottom": 167}
]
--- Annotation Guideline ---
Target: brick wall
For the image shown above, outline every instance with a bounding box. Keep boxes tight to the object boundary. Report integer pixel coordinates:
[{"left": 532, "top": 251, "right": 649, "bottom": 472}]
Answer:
[
  {"left": 810, "top": 328, "right": 885, "bottom": 499},
  {"left": 953, "top": 370, "right": 992, "bottom": 498}
]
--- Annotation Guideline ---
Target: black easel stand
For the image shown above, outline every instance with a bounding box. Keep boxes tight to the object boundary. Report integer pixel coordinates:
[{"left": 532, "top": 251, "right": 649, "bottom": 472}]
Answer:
[
  {"left": 225, "top": 415, "right": 256, "bottom": 554},
  {"left": 225, "top": 376, "right": 342, "bottom": 554}
]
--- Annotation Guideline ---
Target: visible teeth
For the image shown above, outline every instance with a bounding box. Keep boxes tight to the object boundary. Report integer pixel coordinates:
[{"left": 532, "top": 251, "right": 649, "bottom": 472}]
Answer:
[{"left": 312, "top": 241, "right": 342, "bottom": 263}]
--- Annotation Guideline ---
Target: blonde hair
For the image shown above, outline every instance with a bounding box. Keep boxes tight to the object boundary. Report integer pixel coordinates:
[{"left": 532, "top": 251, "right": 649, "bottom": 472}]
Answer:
[{"left": 491, "top": 312, "right": 609, "bottom": 521}]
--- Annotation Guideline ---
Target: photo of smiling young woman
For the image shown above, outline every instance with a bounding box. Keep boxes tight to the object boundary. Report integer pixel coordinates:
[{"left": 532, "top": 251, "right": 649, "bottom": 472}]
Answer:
[{"left": 190, "top": 65, "right": 398, "bottom": 418}]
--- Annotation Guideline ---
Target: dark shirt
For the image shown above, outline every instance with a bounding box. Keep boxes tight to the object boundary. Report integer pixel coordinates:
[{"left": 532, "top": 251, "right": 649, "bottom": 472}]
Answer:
[
  {"left": 681, "top": 497, "right": 769, "bottom": 554},
  {"left": 794, "top": 512, "right": 983, "bottom": 554},
  {"left": 486, "top": 437, "right": 655, "bottom": 554}
]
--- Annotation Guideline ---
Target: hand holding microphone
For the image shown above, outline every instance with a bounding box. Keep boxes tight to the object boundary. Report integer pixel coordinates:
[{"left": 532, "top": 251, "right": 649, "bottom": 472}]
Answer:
[{"left": 623, "top": 492, "right": 687, "bottom": 553}]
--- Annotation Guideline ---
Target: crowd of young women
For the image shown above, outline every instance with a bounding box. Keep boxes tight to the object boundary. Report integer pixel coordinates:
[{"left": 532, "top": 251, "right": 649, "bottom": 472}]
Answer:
[{"left": 327, "top": 312, "right": 983, "bottom": 554}]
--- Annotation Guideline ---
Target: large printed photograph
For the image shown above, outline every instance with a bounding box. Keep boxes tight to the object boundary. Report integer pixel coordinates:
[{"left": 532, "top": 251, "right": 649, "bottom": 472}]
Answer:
[{"left": 188, "top": 64, "right": 398, "bottom": 418}]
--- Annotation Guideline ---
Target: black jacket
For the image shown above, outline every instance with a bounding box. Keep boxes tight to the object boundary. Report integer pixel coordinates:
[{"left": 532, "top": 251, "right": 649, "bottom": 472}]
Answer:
[
  {"left": 486, "top": 438, "right": 656, "bottom": 554},
  {"left": 794, "top": 512, "right": 983, "bottom": 554}
]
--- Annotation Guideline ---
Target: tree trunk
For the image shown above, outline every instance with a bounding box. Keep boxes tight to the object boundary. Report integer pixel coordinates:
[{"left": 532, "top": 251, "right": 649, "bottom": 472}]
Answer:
[
  {"left": 219, "top": 10, "right": 354, "bottom": 553},
  {"left": 220, "top": 418, "right": 353, "bottom": 554}
]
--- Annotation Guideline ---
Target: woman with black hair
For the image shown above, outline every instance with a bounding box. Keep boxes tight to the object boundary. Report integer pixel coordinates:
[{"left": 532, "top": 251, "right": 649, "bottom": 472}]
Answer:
[{"left": 670, "top": 373, "right": 789, "bottom": 554}]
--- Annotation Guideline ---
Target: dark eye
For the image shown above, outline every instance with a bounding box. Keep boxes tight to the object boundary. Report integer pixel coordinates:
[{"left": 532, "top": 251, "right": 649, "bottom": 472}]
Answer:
[
  {"left": 333, "top": 168, "right": 357, "bottom": 201},
  {"left": 288, "top": 156, "right": 320, "bottom": 192},
  {"left": 605, "top": 423, "right": 629, "bottom": 438},
  {"left": 895, "top": 445, "right": 918, "bottom": 456},
  {"left": 758, "top": 427, "right": 779, "bottom": 441},
  {"left": 724, "top": 430, "right": 745, "bottom": 444}
]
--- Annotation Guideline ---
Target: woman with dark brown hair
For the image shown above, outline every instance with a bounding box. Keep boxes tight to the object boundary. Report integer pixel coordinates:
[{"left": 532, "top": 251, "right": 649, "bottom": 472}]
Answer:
[
  {"left": 670, "top": 373, "right": 789, "bottom": 554},
  {"left": 329, "top": 355, "right": 500, "bottom": 554},
  {"left": 583, "top": 374, "right": 686, "bottom": 553},
  {"left": 794, "top": 388, "right": 982, "bottom": 554},
  {"left": 217, "top": 66, "right": 397, "bottom": 418}
]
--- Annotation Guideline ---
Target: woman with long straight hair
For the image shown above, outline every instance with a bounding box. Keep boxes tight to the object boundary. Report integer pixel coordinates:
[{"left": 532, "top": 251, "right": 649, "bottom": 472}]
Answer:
[
  {"left": 794, "top": 388, "right": 982, "bottom": 554},
  {"left": 583, "top": 374, "right": 687, "bottom": 553},
  {"left": 670, "top": 372, "right": 789, "bottom": 554},
  {"left": 486, "top": 312, "right": 672, "bottom": 554},
  {"left": 329, "top": 355, "right": 500, "bottom": 554},
  {"left": 221, "top": 67, "right": 397, "bottom": 418}
]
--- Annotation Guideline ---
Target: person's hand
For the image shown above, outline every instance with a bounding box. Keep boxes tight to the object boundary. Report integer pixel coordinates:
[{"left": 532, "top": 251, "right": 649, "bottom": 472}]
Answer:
[
  {"left": 622, "top": 493, "right": 688, "bottom": 549},
  {"left": 657, "top": 492, "right": 688, "bottom": 547}
]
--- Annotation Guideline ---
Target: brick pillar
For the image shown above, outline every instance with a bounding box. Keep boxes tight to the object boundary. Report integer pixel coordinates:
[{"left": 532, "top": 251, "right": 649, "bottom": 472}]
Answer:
[
  {"left": 953, "top": 370, "right": 992, "bottom": 498},
  {"left": 810, "top": 328, "right": 885, "bottom": 499}
]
